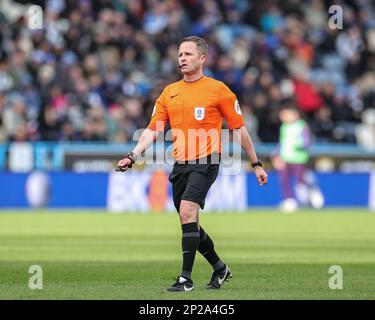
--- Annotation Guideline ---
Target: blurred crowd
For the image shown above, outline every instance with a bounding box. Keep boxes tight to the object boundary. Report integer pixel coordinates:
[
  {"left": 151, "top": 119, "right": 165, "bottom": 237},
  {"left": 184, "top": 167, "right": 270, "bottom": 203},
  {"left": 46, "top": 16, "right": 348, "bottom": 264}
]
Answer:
[{"left": 1, "top": 0, "right": 375, "bottom": 147}]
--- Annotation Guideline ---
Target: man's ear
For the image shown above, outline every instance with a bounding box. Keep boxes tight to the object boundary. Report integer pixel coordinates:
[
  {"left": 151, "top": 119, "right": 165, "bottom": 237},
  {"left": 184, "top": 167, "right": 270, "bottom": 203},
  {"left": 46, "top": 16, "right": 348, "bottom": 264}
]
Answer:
[{"left": 200, "top": 54, "right": 207, "bottom": 65}]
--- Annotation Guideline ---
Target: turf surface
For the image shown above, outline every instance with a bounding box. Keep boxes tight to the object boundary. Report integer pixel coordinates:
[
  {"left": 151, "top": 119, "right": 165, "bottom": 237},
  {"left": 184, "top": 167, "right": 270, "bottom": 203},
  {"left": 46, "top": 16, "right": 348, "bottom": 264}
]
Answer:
[{"left": 0, "top": 209, "right": 374, "bottom": 299}]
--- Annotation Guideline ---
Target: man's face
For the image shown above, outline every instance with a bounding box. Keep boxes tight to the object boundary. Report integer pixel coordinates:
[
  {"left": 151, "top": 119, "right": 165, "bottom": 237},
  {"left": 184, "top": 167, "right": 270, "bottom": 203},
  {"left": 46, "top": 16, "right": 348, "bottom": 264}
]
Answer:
[
  {"left": 178, "top": 41, "right": 206, "bottom": 75},
  {"left": 279, "top": 109, "right": 299, "bottom": 123}
]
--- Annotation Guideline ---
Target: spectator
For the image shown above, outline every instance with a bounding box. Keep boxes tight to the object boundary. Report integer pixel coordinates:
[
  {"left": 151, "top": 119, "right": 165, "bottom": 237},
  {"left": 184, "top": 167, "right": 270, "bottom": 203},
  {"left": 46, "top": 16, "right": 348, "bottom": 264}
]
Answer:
[
  {"left": 0, "top": 0, "right": 373, "bottom": 145},
  {"left": 271, "top": 104, "right": 324, "bottom": 212}
]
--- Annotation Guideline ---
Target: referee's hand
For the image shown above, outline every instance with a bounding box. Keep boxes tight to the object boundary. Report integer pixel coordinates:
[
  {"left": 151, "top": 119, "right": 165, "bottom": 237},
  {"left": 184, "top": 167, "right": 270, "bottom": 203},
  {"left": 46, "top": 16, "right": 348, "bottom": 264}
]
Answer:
[
  {"left": 254, "top": 166, "right": 268, "bottom": 186},
  {"left": 116, "top": 157, "right": 133, "bottom": 172}
]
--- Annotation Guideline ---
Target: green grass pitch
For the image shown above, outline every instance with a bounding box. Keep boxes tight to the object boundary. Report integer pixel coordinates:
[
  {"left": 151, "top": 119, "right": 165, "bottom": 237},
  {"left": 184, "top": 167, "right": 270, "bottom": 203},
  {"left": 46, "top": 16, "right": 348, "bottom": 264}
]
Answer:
[{"left": 0, "top": 209, "right": 374, "bottom": 300}]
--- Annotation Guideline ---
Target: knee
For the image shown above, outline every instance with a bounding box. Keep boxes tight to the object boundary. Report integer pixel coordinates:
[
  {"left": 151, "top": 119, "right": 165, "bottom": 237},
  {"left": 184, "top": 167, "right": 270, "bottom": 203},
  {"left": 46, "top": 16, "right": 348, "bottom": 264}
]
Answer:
[{"left": 179, "top": 201, "right": 198, "bottom": 224}]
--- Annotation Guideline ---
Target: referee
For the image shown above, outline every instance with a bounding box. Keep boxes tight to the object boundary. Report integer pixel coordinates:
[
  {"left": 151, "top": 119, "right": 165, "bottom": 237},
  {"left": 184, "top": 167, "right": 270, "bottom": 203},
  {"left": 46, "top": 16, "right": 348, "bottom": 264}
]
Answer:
[{"left": 117, "top": 36, "right": 268, "bottom": 292}]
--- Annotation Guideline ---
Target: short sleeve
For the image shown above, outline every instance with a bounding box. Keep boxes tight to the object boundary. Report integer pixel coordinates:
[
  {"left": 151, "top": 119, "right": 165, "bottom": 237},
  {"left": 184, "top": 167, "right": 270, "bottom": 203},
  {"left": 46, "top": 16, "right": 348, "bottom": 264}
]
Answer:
[
  {"left": 218, "top": 83, "right": 245, "bottom": 129},
  {"left": 147, "top": 89, "right": 169, "bottom": 131}
]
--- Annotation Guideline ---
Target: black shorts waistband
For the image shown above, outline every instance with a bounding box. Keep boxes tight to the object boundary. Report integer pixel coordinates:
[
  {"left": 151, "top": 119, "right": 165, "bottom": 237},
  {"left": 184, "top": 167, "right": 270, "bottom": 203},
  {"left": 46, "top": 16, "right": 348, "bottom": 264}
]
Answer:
[{"left": 176, "top": 152, "right": 221, "bottom": 165}]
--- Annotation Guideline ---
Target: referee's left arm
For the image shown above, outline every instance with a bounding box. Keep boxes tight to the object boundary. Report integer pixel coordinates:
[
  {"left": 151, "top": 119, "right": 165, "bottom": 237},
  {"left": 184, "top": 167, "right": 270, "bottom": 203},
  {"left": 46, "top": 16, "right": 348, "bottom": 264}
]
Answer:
[
  {"left": 234, "top": 126, "right": 259, "bottom": 164},
  {"left": 217, "top": 82, "right": 268, "bottom": 185},
  {"left": 234, "top": 126, "right": 268, "bottom": 186}
]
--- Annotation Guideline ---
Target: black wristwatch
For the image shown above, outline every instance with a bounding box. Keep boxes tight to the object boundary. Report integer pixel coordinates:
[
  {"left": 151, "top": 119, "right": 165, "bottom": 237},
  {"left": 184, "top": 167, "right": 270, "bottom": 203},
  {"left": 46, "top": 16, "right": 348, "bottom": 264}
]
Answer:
[
  {"left": 251, "top": 160, "right": 262, "bottom": 168},
  {"left": 125, "top": 152, "right": 136, "bottom": 168}
]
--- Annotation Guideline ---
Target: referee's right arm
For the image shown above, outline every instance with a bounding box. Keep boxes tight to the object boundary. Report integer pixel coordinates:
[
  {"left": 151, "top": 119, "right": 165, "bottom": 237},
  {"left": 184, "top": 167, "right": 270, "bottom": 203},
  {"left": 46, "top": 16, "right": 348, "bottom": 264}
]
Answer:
[
  {"left": 117, "top": 90, "right": 169, "bottom": 171},
  {"left": 116, "top": 128, "right": 160, "bottom": 171},
  {"left": 132, "top": 128, "right": 160, "bottom": 159}
]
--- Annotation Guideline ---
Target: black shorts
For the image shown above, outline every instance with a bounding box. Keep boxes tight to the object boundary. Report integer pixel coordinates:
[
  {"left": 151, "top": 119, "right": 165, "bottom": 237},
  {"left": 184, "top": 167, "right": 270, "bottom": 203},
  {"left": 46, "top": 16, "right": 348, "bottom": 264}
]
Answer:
[{"left": 169, "top": 154, "right": 220, "bottom": 212}]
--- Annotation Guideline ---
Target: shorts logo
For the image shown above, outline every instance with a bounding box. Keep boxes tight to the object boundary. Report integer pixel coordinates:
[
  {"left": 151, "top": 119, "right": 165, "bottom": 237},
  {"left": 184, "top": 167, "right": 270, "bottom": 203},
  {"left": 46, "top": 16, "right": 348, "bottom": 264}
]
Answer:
[
  {"left": 234, "top": 99, "right": 241, "bottom": 115},
  {"left": 194, "top": 107, "right": 205, "bottom": 121}
]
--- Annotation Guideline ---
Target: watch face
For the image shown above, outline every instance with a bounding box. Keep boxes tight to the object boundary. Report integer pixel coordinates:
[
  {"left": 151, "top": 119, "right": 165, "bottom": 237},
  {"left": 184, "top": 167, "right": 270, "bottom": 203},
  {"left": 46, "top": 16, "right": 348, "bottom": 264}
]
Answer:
[{"left": 252, "top": 161, "right": 262, "bottom": 168}]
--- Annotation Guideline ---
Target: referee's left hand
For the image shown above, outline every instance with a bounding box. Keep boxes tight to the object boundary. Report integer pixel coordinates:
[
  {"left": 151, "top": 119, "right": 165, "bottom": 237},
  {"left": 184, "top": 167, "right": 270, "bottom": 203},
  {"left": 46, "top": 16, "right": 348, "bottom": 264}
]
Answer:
[{"left": 254, "top": 167, "right": 268, "bottom": 186}]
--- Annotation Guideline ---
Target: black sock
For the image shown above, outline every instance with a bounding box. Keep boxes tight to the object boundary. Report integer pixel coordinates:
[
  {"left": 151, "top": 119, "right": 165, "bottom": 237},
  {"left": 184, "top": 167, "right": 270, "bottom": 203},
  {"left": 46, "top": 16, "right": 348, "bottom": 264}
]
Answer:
[
  {"left": 198, "top": 226, "right": 225, "bottom": 271},
  {"left": 180, "top": 222, "right": 200, "bottom": 280}
]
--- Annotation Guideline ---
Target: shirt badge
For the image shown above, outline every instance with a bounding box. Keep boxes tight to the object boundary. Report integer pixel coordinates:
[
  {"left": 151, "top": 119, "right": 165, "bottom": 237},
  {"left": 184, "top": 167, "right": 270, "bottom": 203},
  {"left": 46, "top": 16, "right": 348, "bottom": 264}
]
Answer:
[
  {"left": 234, "top": 99, "right": 242, "bottom": 115},
  {"left": 194, "top": 107, "right": 205, "bottom": 121}
]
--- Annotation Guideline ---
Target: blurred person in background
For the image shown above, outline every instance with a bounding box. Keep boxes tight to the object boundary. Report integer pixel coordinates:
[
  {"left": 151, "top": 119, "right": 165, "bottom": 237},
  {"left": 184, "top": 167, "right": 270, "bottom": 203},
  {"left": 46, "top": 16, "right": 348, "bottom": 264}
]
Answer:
[
  {"left": 272, "top": 103, "right": 324, "bottom": 212},
  {"left": 1, "top": 0, "right": 374, "bottom": 144}
]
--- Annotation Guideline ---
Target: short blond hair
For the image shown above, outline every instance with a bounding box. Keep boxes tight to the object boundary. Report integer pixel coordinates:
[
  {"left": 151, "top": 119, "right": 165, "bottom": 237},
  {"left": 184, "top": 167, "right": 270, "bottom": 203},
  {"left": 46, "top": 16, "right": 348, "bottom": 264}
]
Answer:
[{"left": 180, "top": 36, "right": 208, "bottom": 56}]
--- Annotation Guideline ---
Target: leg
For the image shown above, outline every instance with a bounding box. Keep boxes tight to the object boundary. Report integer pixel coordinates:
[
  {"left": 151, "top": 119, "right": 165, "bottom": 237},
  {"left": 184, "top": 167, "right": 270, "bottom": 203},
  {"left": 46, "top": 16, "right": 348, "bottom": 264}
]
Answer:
[
  {"left": 166, "top": 200, "right": 200, "bottom": 292},
  {"left": 179, "top": 199, "right": 199, "bottom": 224},
  {"left": 179, "top": 167, "right": 223, "bottom": 275},
  {"left": 166, "top": 165, "right": 197, "bottom": 292},
  {"left": 294, "top": 163, "right": 307, "bottom": 185},
  {"left": 178, "top": 200, "right": 200, "bottom": 280},
  {"left": 293, "top": 164, "right": 310, "bottom": 206},
  {"left": 279, "top": 163, "right": 298, "bottom": 212},
  {"left": 181, "top": 165, "right": 231, "bottom": 289},
  {"left": 200, "top": 223, "right": 232, "bottom": 290},
  {"left": 167, "top": 162, "right": 223, "bottom": 291},
  {"left": 279, "top": 163, "right": 294, "bottom": 200},
  {"left": 298, "top": 167, "right": 325, "bottom": 209},
  {"left": 198, "top": 226, "right": 224, "bottom": 271}
]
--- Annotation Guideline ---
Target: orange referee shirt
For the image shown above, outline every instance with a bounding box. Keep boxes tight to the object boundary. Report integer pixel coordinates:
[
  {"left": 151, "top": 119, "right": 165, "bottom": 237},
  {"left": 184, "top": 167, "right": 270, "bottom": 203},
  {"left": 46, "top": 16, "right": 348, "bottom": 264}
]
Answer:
[{"left": 147, "top": 76, "right": 245, "bottom": 161}]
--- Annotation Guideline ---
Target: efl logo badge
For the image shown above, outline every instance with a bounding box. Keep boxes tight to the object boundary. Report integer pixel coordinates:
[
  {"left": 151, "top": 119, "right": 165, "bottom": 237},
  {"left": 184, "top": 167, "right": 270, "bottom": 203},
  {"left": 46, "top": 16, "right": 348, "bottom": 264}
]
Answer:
[
  {"left": 194, "top": 107, "right": 205, "bottom": 121},
  {"left": 234, "top": 99, "right": 242, "bottom": 115}
]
